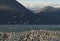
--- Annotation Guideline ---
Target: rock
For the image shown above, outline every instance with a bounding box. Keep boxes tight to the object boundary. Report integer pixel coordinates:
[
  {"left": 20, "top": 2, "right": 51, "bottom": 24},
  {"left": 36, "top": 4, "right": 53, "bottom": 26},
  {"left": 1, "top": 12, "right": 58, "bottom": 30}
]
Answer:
[{"left": 0, "top": 30, "right": 60, "bottom": 41}]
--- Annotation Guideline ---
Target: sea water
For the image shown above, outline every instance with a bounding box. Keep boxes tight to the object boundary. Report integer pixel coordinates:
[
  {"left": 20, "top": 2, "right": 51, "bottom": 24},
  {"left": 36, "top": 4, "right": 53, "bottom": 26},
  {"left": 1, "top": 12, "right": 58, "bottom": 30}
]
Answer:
[{"left": 0, "top": 25, "right": 60, "bottom": 32}]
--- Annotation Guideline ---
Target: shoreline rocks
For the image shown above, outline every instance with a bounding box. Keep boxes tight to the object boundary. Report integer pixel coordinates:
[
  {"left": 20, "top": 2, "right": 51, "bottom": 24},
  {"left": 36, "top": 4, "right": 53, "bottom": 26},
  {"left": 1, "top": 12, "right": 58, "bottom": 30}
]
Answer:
[{"left": 0, "top": 30, "right": 60, "bottom": 41}]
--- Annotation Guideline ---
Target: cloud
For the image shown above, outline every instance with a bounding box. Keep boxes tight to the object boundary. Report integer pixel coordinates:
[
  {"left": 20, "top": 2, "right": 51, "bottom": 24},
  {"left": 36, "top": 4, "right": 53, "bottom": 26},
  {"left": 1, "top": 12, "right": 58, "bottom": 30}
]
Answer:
[
  {"left": 16, "top": 0, "right": 60, "bottom": 9},
  {"left": 24, "top": 2, "right": 60, "bottom": 8}
]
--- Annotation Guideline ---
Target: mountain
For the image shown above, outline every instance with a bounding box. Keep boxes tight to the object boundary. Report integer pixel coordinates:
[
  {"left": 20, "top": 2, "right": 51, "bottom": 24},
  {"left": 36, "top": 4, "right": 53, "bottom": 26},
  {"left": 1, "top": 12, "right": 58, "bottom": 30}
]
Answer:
[
  {"left": 1, "top": 0, "right": 60, "bottom": 25},
  {"left": 36, "top": 6, "right": 60, "bottom": 24},
  {"left": 0, "top": 0, "right": 34, "bottom": 25},
  {"left": 29, "top": 6, "right": 60, "bottom": 25},
  {"left": 39, "top": 6, "right": 60, "bottom": 12},
  {"left": 32, "top": 6, "right": 57, "bottom": 13},
  {"left": 0, "top": 0, "right": 33, "bottom": 14}
]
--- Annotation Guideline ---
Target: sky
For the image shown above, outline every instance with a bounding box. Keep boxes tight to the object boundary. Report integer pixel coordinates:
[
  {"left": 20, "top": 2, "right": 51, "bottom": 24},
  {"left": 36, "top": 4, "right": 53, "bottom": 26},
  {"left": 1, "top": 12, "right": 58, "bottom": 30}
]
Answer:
[{"left": 16, "top": 0, "right": 60, "bottom": 9}]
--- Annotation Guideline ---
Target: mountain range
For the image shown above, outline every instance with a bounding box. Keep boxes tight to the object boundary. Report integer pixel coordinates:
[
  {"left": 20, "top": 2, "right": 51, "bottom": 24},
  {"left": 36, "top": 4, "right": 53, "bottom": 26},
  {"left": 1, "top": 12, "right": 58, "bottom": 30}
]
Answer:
[
  {"left": 35, "top": 6, "right": 60, "bottom": 24},
  {"left": 0, "top": 0, "right": 60, "bottom": 25}
]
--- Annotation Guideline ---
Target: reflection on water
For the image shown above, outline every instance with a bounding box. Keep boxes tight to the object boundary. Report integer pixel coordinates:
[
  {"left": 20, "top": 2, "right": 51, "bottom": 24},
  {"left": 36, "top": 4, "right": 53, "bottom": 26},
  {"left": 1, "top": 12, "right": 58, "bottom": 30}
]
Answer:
[{"left": 0, "top": 25, "right": 60, "bottom": 32}]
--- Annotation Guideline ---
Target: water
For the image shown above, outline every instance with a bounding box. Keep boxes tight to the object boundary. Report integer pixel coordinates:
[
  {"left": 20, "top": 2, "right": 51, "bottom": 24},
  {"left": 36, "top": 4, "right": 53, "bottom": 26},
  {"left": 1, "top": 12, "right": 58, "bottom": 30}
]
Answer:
[{"left": 0, "top": 25, "right": 60, "bottom": 32}]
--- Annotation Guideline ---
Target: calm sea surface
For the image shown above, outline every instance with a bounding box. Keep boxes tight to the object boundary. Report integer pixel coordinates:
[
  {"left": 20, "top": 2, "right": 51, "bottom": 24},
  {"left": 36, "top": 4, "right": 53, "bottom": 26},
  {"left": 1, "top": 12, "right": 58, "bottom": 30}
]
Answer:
[{"left": 0, "top": 25, "right": 60, "bottom": 32}]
